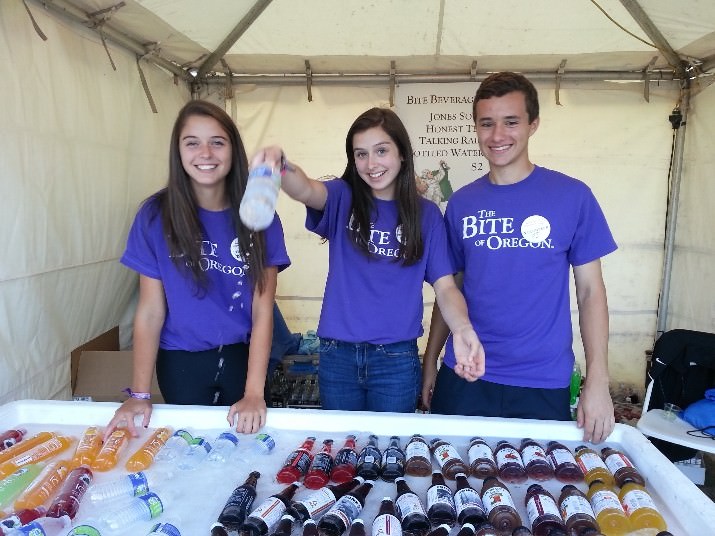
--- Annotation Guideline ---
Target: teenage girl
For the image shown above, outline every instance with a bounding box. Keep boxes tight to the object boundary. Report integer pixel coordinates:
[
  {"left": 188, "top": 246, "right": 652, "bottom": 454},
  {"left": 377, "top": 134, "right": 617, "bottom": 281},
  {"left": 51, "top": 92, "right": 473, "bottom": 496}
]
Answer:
[
  {"left": 253, "top": 107, "right": 483, "bottom": 413},
  {"left": 106, "top": 100, "right": 290, "bottom": 438}
]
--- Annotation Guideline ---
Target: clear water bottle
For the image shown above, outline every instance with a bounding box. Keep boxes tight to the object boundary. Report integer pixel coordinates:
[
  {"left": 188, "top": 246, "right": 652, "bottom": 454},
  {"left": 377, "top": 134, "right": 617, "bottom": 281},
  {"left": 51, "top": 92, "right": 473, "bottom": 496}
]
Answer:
[
  {"left": 146, "top": 520, "right": 182, "bottom": 535},
  {"left": 252, "top": 433, "right": 276, "bottom": 455},
  {"left": 155, "top": 429, "right": 194, "bottom": 462},
  {"left": 177, "top": 438, "right": 212, "bottom": 470},
  {"left": 88, "top": 470, "right": 171, "bottom": 503},
  {"left": 239, "top": 164, "right": 281, "bottom": 231},
  {"left": 207, "top": 431, "right": 239, "bottom": 463},
  {"left": 4, "top": 515, "right": 72, "bottom": 534},
  {"left": 97, "top": 491, "right": 172, "bottom": 534}
]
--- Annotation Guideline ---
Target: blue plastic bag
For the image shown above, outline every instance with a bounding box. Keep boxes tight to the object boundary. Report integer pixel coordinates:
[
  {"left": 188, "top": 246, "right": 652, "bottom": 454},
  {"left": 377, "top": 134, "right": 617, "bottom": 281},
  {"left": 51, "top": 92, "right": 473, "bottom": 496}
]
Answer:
[{"left": 682, "top": 388, "right": 715, "bottom": 437}]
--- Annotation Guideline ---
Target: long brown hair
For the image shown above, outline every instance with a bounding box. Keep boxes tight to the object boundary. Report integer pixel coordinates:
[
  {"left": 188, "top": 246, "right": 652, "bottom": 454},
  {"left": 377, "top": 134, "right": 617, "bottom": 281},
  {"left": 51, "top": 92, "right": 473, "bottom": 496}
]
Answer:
[
  {"left": 155, "top": 100, "right": 267, "bottom": 293},
  {"left": 341, "top": 107, "right": 423, "bottom": 265}
]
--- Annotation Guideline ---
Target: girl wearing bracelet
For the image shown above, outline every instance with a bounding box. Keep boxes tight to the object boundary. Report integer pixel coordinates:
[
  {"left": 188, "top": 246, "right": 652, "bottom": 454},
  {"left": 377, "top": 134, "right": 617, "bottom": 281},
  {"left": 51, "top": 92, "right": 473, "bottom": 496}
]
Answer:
[{"left": 105, "top": 100, "right": 289, "bottom": 439}]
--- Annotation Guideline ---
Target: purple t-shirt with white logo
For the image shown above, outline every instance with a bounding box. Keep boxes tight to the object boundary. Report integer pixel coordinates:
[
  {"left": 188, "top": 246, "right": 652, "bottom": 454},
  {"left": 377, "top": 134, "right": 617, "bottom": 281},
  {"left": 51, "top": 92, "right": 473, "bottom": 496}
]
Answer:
[
  {"left": 121, "top": 198, "right": 290, "bottom": 351},
  {"left": 443, "top": 166, "right": 617, "bottom": 388},
  {"left": 306, "top": 178, "right": 454, "bottom": 344}
]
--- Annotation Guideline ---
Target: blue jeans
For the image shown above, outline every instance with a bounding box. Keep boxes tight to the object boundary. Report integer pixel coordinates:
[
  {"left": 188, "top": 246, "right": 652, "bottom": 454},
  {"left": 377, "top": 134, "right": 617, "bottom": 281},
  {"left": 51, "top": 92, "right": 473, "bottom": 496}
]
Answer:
[{"left": 318, "top": 338, "right": 421, "bottom": 413}]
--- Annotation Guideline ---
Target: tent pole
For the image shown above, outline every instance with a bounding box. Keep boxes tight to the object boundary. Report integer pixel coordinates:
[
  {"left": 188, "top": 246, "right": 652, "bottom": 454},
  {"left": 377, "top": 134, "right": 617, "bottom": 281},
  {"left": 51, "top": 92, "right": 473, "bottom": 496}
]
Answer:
[{"left": 656, "top": 86, "right": 690, "bottom": 336}]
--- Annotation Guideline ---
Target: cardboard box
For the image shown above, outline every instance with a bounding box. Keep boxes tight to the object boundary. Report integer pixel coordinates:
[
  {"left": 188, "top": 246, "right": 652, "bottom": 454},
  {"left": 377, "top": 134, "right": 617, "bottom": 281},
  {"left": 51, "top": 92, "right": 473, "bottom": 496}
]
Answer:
[
  {"left": 73, "top": 350, "right": 163, "bottom": 403},
  {"left": 70, "top": 326, "right": 119, "bottom": 392}
]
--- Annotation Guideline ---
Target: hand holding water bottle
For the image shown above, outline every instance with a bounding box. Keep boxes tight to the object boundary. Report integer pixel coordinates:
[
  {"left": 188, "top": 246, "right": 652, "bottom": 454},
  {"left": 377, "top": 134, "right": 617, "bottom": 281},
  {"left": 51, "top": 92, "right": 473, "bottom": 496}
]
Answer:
[{"left": 240, "top": 151, "right": 285, "bottom": 231}]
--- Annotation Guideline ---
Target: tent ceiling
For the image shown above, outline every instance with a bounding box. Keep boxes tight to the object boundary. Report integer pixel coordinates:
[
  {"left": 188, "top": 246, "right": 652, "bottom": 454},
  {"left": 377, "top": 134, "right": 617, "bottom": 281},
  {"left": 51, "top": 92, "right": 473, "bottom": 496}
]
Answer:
[{"left": 32, "top": 0, "right": 715, "bottom": 84}]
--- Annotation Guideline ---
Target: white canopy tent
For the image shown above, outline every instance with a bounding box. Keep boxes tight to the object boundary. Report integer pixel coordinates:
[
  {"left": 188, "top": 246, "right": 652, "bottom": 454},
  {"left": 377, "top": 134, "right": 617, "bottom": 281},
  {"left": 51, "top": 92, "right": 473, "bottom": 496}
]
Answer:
[{"left": 1, "top": 0, "right": 714, "bottom": 403}]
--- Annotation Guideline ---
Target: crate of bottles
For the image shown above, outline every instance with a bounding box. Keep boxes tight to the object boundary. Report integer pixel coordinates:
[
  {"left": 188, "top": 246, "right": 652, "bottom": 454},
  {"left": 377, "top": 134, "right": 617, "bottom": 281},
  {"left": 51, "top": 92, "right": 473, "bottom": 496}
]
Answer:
[
  {"left": 270, "top": 355, "right": 320, "bottom": 409},
  {"left": 0, "top": 399, "right": 713, "bottom": 535}
]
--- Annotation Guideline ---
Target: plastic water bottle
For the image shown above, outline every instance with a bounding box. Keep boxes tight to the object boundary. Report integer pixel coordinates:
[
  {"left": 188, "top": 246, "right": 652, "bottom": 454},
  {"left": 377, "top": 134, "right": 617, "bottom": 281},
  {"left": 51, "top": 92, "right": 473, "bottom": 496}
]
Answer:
[
  {"left": 3, "top": 515, "right": 72, "bottom": 534},
  {"left": 252, "top": 433, "right": 275, "bottom": 455},
  {"left": 207, "top": 431, "right": 239, "bottom": 463},
  {"left": 177, "top": 438, "right": 212, "bottom": 470},
  {"left": 88, "top": 470, "right": 171, "bottom": 503},
  {"left": 155, "top": 430, "right": 194, "bottom": 463},
  {"left": 146, "top": 520, "right": 182, "bottom": 535},
  {"left": 97, "top": 491, "right": 172, "bottom": 534},
  {"left": 239, "top": 164, "right": 281, "bottom": 231}
]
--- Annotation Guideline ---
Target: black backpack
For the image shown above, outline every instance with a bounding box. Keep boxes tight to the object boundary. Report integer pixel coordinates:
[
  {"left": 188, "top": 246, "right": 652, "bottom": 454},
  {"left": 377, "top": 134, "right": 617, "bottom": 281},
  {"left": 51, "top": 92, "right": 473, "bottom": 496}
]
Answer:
[{"left": 646, "top": 329, "right": 715, "bottom": 461}]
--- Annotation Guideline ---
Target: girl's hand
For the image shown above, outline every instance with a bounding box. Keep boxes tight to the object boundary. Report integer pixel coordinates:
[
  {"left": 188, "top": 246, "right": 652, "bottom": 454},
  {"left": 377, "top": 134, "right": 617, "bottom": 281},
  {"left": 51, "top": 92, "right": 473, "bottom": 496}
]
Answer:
[
  {"left": 105, "top": 398, "right": 152, "bottom": 440},
  {"left": 452, "top": 326, "right": 485, "bottom": 381},
  {"left": 227, "top": 395, "right": 267, "bottom": 434}
]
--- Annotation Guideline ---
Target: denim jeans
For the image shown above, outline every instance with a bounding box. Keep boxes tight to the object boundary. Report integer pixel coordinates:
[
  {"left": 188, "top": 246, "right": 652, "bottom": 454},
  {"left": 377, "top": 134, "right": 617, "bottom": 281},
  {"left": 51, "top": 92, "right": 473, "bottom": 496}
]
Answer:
[{"left": 318, "top": 338, "right": 421, "bottom": 413}]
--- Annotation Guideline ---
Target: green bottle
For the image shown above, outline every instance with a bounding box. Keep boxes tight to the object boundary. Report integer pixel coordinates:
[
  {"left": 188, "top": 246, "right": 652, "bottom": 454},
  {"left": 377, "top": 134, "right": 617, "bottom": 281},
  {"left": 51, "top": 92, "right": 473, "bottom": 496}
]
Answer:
[
  {"left": 569, "top": 362, "right": 582, "bottom": 420},
  {"left": 0, "top": 463, "right": 43, "bottom": 509}
]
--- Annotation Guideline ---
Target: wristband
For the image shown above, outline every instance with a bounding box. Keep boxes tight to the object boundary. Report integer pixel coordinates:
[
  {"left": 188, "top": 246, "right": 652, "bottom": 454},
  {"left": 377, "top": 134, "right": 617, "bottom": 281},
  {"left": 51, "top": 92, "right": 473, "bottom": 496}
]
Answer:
[{"left": 122, "top": 388, "right": 151, "bottom": 400}]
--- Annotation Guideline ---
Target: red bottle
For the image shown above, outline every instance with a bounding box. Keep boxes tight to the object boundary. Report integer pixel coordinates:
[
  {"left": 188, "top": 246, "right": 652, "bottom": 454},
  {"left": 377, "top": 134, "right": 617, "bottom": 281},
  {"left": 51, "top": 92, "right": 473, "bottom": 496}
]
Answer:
[
  {"left": 277, "top": 437, "right": 316, "bottom": 484},
  {"left": 331, "top": 435, "right": 359, "bottom": 484},
  {"left": 523, "top": 484, "right": 566, "bottom": 536},
  {"left": 45, "top": 465, "right": 93, "bottom": 519},
  {"left": 0, "top": 430, "right": 26, "bottom": 452},
  {"left": 0, "top": 506, "right": 47, "bottom": 530},
  {"left": 493, "top": 441, "right": 527, "bottom": 484},
  {"left": 305, "top": 439, "right": 334, "bottom": 489},
  {"left": 545, "top": 441, "right": 584, "bottom": 483},
  {"left": 519, "top": 438, "right": 554, "bottom": 481}
]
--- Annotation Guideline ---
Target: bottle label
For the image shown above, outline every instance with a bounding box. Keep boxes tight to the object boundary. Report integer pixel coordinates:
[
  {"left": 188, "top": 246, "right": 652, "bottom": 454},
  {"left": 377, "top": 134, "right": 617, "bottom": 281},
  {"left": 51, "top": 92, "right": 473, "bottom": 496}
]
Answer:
[
  {"left": 1, "top": 515, "right": 21, "bottom": 529},
  {"left": 604, "top": 452, "right": 633, "bottom": 473},
  {"left": 521, "top": 444, "right": 549, "bottom": 466},
  {"left": 217, "top": 432, "right": 239, "bottom": 446},
  {"left": 432, "top": 444, "right": 461, "bottom": 468},
  {"left": 620, "top": 489, "right": 657, "bottom": 516},
  {"left": 335, "top": 448, "right": 359, "bottom": 468},
  {"left": 372, "top": 513, "right": 402, "bottom": 536},
  {"left": 139, "top": 492, "right": 165, "bottom": 519},
  {"left": 427, "top": 484, "right": 454, "bottom": 509},
  {"left": 128, "top": 472, "right": 149, "bottom": 496},
  {"left": 525, "top": 493, "right": 561, "bottom": 524},
  {"left": 406, "top": 441, "right": 430, "bottom": 461},
  {"left": 284, "top": 450, "right": 313, "bottom": 474},
  {"left": 296, "top": 487, "right": 337, "bottom": 518},
  {"left": 481, "top": 486, "right": 516, "bottom": 514},
  {"left": 548, "top": 447, "right": 576, "bottom": 467},
  {"left": 148, "top": 523, "right": 181, "bottom": 536},
  {"left": 454, "top": 488, "right": 484, "bottom": 515},
  {"left": 590, "top": 489, "right": 624, "bottom": 515},
  {"left": 576, "top": 451, "right": 608, "bottom": 473},
  {"left": 173, "top": 429, "right": 193, "bottom": 443},
  {"left": 560, "top": 495, "right": 595, "bottom": 521},
  {"left": 467, "top": 442, "right": 494, "bottom": 464},
  {"left": 254, "top": 433, "right": 275, "bottom": 453},
  {"left": 67, "top": 526, "right": 102, "bottom": 536},
  {"left": 396, "top": 492, "right": 427, "bottom": 518},
  {"left": 14, "top": 437, "right": 66, "bottom": 465},
  {"left": 250, "top": 496, "right": 287, "bottom": 527},
  {"left": 495, "top": 446, "right": 524, "bottom": 469},
  {"left": 36, "top": 462, "right": 70, "bottom": 501},
  {"left": 14, "top": 522, "right": 49, "bottom": 535},
  {"left": 325, "top": 494, "right": 362, "bottom": 529},
  {"left": 310, "top": 453, "right": 333, "bottom": 474},
  {"left": 191, "top": 438, "right": 212, "bottom": 453}
]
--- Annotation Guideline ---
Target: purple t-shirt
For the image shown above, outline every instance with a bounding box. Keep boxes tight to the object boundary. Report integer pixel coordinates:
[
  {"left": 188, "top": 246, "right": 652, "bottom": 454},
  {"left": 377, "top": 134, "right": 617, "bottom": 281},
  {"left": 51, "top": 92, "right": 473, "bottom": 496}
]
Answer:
[
  {"left": 121, "top": 198, "right": 290, "bottom": 351},
  {"left": 306, "top": 178, "right": 454, "bottom": 344},
  {"left": 443, "top": 166, "right": 617, "bottom": 388}
]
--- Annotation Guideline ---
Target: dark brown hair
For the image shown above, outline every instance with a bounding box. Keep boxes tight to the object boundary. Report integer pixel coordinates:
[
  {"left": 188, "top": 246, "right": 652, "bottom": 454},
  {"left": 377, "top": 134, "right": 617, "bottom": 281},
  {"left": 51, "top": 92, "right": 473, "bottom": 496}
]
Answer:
[{"left": 474, "top": 72, "right": 540, "bottom": 124}]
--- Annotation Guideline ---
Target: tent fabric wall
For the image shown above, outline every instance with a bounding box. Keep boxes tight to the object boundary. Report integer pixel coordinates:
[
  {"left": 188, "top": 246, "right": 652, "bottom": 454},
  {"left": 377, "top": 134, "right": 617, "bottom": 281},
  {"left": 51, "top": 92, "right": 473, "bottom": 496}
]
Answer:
[
  {"left": 0, "top": 1, "right": 188, "bottom": 403},
  {"left": 1, "top": 0, "right": 713, "bottom": 403}
]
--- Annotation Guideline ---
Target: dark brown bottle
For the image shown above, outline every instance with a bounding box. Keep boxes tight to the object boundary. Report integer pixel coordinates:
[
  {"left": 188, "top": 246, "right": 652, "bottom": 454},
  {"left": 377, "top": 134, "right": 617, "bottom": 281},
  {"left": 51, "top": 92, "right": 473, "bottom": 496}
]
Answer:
[
  {"left": 480, "top": 477, "right": 521, "bottom": 536},
  {"left": 371, "top": 497, "right": 400, "bottom": 536},
  {"left": 557, "top": 484, "right": 599, "bottom": 536},
  {"left": 405, "top": 434, "right": 433, "bottom": 476},
  {"left": 427, "top": 470, "right": 457, "bottom": 526},
  {"left": 332, "top": 435, "right": 359, "bottom": 484},
  {"left": 511, "top": 526, "right": 533, "bottom": 535},
  {"left": 303, "top": 519, "right": 319, "bottom": 536},
  {"left": 318, "top": 479, "right": 375, "bottom": 536},
  {"left": 467, "top": 437, "right": 498, "bottom": 479},
  {"left": 474, "top": 522, "right": 499, "bottom": 535},
  {"left": 545, "top": 441, "right": 584, "bottom": 483},
  {"left": 430, "top": 438, "right": 469, "bottom": 480},
  {"left": 349, "top": 518, "right": 366, "bottom": 536},
  {"left": 519, "top": 439, "right": 554, "bottom": 482},
  {"left": 395, "top": 476, "right": 431, "bottom": 536},
  {"left": 493, "top": 441, "right": 527, "bottom": 484},
  {"left": 291, "top": 476, "right": 364, "bottom": 521},
  {"left": 381, "top": 436, "right": 406, "bottom": 482},
  {"left": 271, "top": 512, "right": 297, "bottom": 536},
  {"left": 217, "top": 470, "right": 261, "bottom": 529},
  {"left": 425, "top": 524, "right": 450, "bottom": 536},
  {"left": 523, "top": 484, "right": 565, "bottom": 536},
  {"left": 457, "top": 522, "right": 476, "bottom": 536},
  {"left": 305, "top": 439, "right": 334, "bottom": 490},
  {"left": 600, "top": 446, "right": 645, "bottom": 487},
  {"left": 453, "top": 472, "right": 487, "bottom": 526},
  {"left": 241, "top": 482, "right": 302, "bottom": 536},
  {"left": 356, "top": 435, "right": 382, "bottom": 480}
]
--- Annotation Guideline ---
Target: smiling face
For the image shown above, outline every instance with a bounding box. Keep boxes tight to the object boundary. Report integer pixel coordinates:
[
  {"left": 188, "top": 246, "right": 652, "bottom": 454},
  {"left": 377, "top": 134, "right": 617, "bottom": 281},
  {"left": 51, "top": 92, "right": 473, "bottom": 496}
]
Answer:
[
  {"left": 351, "top": 126, "right": 403, "bottom": 200},
  {"left": 475, "top": 90, "right": 539, "bottom": 184},
  {"left": 179, "top": 114, "right": 232, "bottom": 194}
]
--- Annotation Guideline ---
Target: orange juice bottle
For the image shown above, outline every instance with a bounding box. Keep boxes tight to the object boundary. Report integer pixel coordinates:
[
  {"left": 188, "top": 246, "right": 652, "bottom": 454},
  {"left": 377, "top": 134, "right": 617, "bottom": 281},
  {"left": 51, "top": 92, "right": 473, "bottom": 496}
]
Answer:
[
  {"left": 91, "top": 428, "right": 129, "bottom": 471},
  {"left": 125, "top": 427, "right": 172, "bottom": 472},
  {"left": 0, "top": 432, "right": 56, "bottom": 466},
  {"left": 618, "top": 481, "right": 667, "bottom": 532},
  {"left": 574, "top": 445, "right": 614, "bottom": 487},
  {"left": 14, "top": 459, "right": 72, "bottom": 510},
  {"left": 71, "top": 426, "right": 103, "bottom": 467},
  {"left": 0, "top": 435, "right": 74, "bottom": 479},
  {"left": 586, "top": 479, "right": 630, "bottom": 536}
]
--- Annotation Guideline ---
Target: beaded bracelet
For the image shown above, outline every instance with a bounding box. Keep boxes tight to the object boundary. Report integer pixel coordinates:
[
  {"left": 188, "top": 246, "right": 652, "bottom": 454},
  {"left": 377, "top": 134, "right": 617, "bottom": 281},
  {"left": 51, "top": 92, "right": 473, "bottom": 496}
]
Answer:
[{"left": 122, "top": 388, "right": 151, "bottom": 400}]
